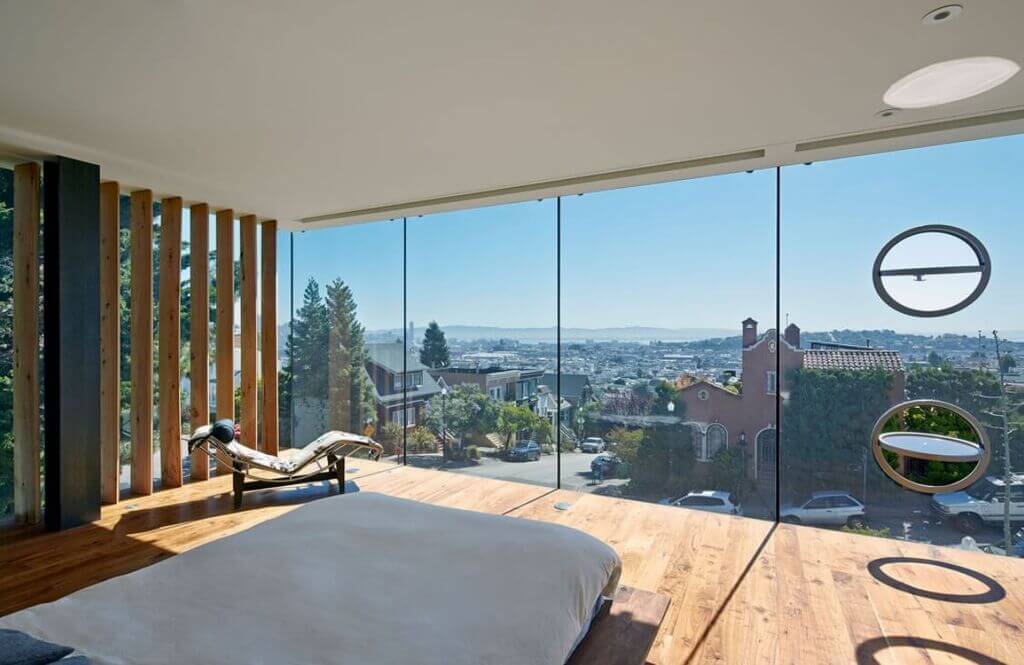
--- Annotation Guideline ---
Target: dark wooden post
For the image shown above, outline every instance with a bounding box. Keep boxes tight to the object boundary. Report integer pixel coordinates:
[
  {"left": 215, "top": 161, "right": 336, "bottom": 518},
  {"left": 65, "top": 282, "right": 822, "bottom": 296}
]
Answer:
[{"left": 43, "top": 156, "right": 101, "bottom": 530}]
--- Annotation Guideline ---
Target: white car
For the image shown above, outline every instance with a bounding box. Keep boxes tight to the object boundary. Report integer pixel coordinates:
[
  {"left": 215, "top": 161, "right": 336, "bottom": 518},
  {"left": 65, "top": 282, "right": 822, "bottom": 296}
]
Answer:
[
  {"left": 780, "top": 491, "right": 866, "bottom": 528},
  {"left": 663, "top": 490, "right": 742, "bottom": 516},
  {"left": 931, "top": 475, "right": 1024, "bottom": 534},
  {"left": 580, "top": 437, "right": 606, "bottom": 453}
]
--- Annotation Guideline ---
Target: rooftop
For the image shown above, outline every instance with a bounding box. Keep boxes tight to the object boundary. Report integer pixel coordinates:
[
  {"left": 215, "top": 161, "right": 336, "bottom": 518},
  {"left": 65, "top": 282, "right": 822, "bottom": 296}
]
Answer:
[{"left": 802, "top": 348, "right": 905, "bottom": 373}]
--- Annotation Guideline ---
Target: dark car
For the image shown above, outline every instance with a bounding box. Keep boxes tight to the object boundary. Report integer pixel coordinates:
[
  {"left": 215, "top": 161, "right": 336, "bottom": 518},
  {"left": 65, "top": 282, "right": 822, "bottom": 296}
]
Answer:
[
  {"left": 591, "top": 453, "right": 620, "bottom": 479},
  {"left": 506, "top": 440, "right": 541, "bottom": 462}
]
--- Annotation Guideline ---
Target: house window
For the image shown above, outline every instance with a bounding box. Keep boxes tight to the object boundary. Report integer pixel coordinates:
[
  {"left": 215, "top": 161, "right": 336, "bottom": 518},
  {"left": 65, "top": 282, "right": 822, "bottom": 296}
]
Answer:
[
  {"left": 391, "top": 406, "right": 416, "bottom": 427},
  {"left": 766, "top": 371, "right": 777, "bottom": 395}
]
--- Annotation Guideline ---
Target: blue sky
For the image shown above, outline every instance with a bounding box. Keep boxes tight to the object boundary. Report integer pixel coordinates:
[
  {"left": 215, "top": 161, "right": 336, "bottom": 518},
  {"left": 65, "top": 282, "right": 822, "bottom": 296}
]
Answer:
[{"left": 280, "top": 134, "right": 1024, "bottom": 338}]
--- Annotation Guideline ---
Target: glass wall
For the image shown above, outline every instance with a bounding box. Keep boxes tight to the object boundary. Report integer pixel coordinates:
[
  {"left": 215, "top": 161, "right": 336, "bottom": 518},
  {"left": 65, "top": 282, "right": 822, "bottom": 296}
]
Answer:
[
  {"left": 780, "top": 135, "right": 1024, "bottom": 556},
  {"left": 280, "top": 133, "right": 1022, "bottom": 557},
  {"left": 407, "top": 201, "right": 557, "bottom": 486},
  {"left": 289, "top": 220, "right": 403, "bottom": 461},
  {"left": 562, "top": 172, "right": 777, "bottom": 520}
]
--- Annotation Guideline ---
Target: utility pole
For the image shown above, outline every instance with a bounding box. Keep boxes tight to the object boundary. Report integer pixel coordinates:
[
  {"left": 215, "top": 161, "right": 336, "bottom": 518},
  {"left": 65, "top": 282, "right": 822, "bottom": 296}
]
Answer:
[{"left": 977, "top": 330, "right": 1020, "bottom": 555}]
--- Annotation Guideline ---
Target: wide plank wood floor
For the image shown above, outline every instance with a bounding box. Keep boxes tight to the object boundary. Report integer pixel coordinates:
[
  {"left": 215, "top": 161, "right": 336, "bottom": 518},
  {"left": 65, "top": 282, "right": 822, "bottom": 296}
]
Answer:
[{"left": 3, "top": 461, "right": 1023, "bottom": 664}]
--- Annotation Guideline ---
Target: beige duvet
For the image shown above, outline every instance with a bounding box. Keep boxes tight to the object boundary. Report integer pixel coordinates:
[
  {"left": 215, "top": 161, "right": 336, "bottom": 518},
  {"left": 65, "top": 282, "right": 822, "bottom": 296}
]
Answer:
[{"left": 1, "top": 491, "right": 621, "bottom": 665}]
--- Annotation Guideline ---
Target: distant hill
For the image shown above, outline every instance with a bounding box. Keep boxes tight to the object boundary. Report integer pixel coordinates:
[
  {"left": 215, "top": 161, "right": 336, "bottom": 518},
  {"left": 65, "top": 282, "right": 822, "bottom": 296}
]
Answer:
[{"left": 367, "top": 325, "right": 736, "bottom": 343}]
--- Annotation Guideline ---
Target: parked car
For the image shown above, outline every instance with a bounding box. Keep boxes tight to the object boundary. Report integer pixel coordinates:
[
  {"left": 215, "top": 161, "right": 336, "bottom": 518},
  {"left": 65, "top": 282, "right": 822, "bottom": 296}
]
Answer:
[
  {"left": 590, "top": 453, "right": 620, "bottom": 479},
  {"left": 580, "top": 437, "right": 606, "bottom": 453},
  {"left": 505, "top": 440, "right": 541, "bottom": 462},
  {"left": 931, "top": 474, "right": 1024, "bottom": 534},
  {"left": 661, "top": 490, "right": 742, "bottom": 516},
  {"left": 780, "top": 491, "right": 866, "bottom": 527}
]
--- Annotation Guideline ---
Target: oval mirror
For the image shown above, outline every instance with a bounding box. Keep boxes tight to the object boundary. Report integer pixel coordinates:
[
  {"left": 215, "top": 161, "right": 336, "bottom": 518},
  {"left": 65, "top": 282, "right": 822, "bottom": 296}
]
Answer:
[
  {"left": 870, "top": 399, "right": 990, "bottom": 494},
  {"left": 872, "top": 225, "right": 990, "bottom": 317}
]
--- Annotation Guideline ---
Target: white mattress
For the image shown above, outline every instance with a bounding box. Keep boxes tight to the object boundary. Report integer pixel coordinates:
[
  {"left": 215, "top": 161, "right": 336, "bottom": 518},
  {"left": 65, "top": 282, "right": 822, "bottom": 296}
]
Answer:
[{"left": 1, "top": 491, "right": 622, "bottom": 665}]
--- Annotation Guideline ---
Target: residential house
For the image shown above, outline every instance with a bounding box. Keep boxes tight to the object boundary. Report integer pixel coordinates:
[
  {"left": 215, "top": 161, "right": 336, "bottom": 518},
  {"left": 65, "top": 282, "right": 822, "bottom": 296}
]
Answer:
[{"left": 366, "top": 342, "right": 442, "bottom": 428}]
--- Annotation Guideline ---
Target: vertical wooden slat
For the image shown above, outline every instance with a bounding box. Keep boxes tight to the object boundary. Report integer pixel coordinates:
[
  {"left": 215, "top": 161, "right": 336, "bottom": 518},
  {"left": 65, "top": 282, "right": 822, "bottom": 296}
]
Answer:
[
  {"left": 260, "top": 221, "right": 278, "bottom": 455},
  {"left": 158, "top": 197, "right": 183, "bottom": 488},
  {"left": 189, "top": 203, "right": 210, "bottom": 480},
  {"left": 99, "top": 182, "right": 121, "bottom": 504},
  {"left": 130, "top": 189, "right": 154, "bottom": 496},
  {"left": 13, "top": 163, "right": 41, "bottom": 524},
  {"left": 215, "top": 209, "right": 234, "bottom": 473},
  {"left": 239, "top": 215, "right": 258, "bottom": 448}
]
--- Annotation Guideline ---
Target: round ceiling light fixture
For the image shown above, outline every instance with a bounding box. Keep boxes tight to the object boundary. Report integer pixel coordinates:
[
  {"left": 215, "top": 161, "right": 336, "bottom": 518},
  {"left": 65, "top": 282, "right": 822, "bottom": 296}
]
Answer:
[
  {"left": 883, "top": 56, "right": 1020, "bottom": 109},
  {"left": 922, "top": 5, "right": 963, "bottom": 26}
]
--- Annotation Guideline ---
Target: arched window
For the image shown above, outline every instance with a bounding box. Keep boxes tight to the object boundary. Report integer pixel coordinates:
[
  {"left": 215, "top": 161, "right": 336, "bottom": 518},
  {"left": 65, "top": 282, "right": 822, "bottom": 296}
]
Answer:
[{"left": 705, "top": 423, "right": 728, "bottom": 460}]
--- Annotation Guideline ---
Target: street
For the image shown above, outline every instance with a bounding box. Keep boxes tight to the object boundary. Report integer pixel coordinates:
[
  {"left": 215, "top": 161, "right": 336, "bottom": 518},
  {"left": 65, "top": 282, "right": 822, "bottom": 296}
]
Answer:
[{"left": 407, "top": 450, "right": 628, "bottom": 494}]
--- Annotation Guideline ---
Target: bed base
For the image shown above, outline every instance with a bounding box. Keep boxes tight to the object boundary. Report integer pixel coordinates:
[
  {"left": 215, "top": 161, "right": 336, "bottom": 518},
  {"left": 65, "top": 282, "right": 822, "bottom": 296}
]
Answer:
[
  {"left": 567, "top": 585, "right": 670, "bottom": 665},
  {"left": 231, "top": 455, "right": 345, "bottom": 510}
]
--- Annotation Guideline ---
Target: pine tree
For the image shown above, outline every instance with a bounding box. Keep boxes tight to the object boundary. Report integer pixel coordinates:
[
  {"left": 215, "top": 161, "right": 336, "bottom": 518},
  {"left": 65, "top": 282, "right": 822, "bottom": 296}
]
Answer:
[
  {"left": 325, "top": 278, "right": 374, "bottom": 433},
  {"left": 420, "top": 321, "right": 450, "bottom": 369},
  {"left": 287, "top": 279, "right": 329, "bottom": 436}
]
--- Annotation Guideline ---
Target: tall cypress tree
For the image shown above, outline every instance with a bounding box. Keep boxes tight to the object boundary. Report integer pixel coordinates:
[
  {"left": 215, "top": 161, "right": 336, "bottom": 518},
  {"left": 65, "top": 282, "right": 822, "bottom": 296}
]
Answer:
[
  {"left": 325, "top": 278, "right": 373, "bottom": 433},
  {"left": 420, "top": 321, "right": 450, "bottom": 369},
  {"left": 288, "top": 279, "right": 329, "bottom": 436}
]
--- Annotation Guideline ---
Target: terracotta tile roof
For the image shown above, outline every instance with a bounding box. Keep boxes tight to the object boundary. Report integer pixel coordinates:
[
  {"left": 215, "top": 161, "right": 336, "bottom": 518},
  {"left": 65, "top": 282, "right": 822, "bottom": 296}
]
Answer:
[{"left": 802, "top": 349, "right": 904, "bottom": 372}]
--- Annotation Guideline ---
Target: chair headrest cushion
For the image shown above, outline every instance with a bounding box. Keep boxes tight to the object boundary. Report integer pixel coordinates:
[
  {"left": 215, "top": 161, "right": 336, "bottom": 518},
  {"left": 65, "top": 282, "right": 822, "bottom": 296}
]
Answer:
[{"left": 210, "top": 419, "right": 236, "bottom": 445}]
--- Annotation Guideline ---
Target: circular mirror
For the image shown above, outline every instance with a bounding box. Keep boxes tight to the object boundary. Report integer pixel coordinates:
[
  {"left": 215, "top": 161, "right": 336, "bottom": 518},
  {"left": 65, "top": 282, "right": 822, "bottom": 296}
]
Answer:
[
  {"left": 872, "top": 225, "right": 990, "bottom": 317},
  {"left": 870, "top": 399, "right": 990, "bottom": 494}
]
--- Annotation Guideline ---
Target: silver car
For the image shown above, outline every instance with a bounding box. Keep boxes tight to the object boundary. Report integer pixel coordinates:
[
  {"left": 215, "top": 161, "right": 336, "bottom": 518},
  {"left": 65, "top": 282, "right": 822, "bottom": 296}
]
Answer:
[
  {"left": 781, "top": 491, "right": 866, "bottom": 528},
  {"left": 662, "top": 490, "right": 742, "bottom": 516},
  {"left": 580, "top": 437, "right": 606, "bottom": 453}
]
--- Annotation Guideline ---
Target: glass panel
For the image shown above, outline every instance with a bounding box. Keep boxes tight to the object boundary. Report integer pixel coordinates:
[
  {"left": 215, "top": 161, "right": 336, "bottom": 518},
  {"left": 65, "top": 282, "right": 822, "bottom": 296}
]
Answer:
[
  {"left": 407, "top": 201, "right": 557, "bottom": 487},
  {"left": 117, "top": 195, "right": 133, "bottom": 492},
  {"left": 781, "top": 135, "right": 1024, "bottom": 556},
  {"left": 561, "top": 171, "right": 777, "bottom": 522},
  {"left": 1, "top": 167, "right": 14, "bottom": 516},
  {"left": 290, "top": 220, "right": 402, "bottom": 464}
]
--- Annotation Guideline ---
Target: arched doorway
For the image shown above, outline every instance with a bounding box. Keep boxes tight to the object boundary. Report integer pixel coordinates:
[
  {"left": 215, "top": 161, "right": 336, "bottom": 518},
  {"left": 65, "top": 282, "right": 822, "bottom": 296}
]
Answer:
[
  {"left": 705, "top": 423, "right": 727, "bottom": 460},
  {"left": 756, "top": 427, "right": 776, "bottom": 488}
]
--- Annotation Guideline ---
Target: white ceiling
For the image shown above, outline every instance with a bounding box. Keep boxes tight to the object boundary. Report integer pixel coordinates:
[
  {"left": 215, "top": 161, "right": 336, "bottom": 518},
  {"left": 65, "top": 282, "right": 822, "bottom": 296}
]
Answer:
[{"left": 1, "top": 1, "right": 1023, "bottom": 229}]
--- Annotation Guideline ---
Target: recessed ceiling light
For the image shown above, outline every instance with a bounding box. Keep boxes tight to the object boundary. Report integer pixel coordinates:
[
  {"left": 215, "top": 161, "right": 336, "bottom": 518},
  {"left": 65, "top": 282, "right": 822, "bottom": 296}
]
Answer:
[
  {"left": 922, "top": 5, "right": 963, "bottom": 25},
  {"left": 875, "top": 108, "right": 900, "bottom": 119},
  {"left": 883, "top": 57, "right": 1020, "bottom": 109}
]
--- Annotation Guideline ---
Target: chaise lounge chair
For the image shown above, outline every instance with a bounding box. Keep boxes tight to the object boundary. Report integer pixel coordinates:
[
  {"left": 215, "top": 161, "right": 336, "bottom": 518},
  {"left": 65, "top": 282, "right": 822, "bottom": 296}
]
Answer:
[{"left": 187, "top": 420, "right": 384, "bottom": 509}]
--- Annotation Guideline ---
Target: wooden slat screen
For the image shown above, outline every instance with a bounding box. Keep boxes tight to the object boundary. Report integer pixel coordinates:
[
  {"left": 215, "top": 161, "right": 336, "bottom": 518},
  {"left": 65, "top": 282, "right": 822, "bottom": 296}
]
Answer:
[
  {"left": 239, "top": 215, "right": 257, "bottom": 448},
  {"left": 189, "top": 203, "right": 210, "bottom": 480},
  {"left": 129, "top": 190, "right": 154, "bottom": 496},
  {"left": 12, "top": 163, "right": 41, "bottom": 523}
]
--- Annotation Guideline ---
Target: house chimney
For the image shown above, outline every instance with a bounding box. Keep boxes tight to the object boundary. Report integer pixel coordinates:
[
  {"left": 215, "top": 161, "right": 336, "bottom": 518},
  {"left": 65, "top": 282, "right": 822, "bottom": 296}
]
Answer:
[
  {"left": 784, "top": 323, "right": 800, "bottom": 348},
  {"left": 742, "top": 318, "right": 758, "bottom": 348}
]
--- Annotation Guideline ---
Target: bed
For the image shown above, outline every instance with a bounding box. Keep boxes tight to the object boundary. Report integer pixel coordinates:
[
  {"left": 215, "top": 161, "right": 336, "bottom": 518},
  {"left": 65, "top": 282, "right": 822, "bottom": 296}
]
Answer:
[{"left": 0, "top": 491, "right": 624, "bottom": 665}]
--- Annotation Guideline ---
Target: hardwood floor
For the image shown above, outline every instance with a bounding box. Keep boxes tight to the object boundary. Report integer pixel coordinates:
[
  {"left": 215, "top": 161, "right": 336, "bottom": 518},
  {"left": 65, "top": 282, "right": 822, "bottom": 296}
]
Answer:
[{"left": 3, "top": 462, "right": 1023, "bottom": 664}]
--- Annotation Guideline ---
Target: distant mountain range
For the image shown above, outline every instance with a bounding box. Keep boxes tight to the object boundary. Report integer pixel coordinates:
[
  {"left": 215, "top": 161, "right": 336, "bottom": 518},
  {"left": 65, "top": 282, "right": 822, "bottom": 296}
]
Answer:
[
  {"left": 368, "top": 325, "right": 736, "bottom": 343},
  {"left": 279, "top": 322, "right": 1024, "bottom": 354}
]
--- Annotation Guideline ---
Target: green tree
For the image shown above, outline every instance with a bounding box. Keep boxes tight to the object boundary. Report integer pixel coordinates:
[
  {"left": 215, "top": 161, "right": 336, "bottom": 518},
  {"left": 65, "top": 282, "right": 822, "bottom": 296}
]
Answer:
[
  {"left": 999, "top": 354, "right": 1017, "bottom": 374},
  {"left": 284, "top": 278, "right": 329, "bottom": 435},
  {"left": 424, "top": 385, "right": 496, "bottom": 456},
  {"left": 419, "top": 321, "right": 450, "bottom": 369},
  {"left": 324, "top": 278, "right": 374, "bottom": 433},
  {"left": 498, "top": 403, "right": 538, "bottom": 448},
  {"left": 652, "top": 380, "right": 680, "bottom": 415},
  {"left": 781, "top": 367, "right": 895, "bottom": 493}
]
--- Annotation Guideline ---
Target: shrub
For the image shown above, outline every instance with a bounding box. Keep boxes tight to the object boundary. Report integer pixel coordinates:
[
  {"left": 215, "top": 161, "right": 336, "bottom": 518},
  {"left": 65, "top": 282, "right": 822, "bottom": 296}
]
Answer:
[
  {"left": 541, "top": 444, "right": 554, "bottom": 455},
  {"left": 841, "top": 524, "right": 891, "bottom": 538},
  {"left": 465, "top": 445, "right": 480, "bottom": 460},
  {"left": 408, "top": 426, "right": 438, "bottom": 454}
]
